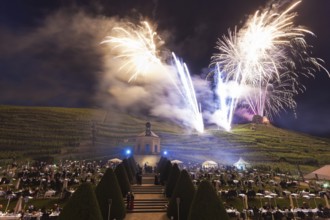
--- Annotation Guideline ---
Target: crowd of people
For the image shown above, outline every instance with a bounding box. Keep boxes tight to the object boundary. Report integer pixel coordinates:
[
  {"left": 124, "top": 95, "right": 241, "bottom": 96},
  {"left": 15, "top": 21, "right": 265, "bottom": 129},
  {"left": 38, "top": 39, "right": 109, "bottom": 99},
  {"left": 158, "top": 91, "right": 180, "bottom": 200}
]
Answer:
[
  {"left": 0, "top": 158, "right": 329, "bottom": 219},
  {"left": 179, "top": 163, "right": 330, "bottom": 219},
  {"left": 0, "top": 159, "right": 112, "bottom": 219}
]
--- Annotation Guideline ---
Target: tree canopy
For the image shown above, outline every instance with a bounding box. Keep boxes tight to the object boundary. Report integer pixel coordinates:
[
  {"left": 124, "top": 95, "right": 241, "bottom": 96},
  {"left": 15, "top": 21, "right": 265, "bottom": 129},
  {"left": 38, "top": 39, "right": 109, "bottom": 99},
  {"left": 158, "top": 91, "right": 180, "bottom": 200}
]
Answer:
[
  {"left": 167, "top": 170, "right": 195, "bottom": 220},
  {"left": 115, "top": 163, "right": 132, "bottom": 197},
  {"left": 188, "top": 180, "right": 229, "bottom": 220},
  {"left": 58, "top": 183, "right": 102, "bottom": 220},
  {"left": 165, "top": 163, "right": 180, "bottom": 198},
  {"left": 95, "top": 168, "right": 126, "bottom": 220}
]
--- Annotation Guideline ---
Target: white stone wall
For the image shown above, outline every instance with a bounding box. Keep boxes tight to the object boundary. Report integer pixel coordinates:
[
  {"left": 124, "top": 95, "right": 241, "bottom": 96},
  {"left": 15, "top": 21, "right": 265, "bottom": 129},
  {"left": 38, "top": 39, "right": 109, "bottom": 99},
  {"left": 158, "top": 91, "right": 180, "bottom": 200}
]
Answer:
[{"left": 134, "top": 136, "right": 161, "bottom": 155}]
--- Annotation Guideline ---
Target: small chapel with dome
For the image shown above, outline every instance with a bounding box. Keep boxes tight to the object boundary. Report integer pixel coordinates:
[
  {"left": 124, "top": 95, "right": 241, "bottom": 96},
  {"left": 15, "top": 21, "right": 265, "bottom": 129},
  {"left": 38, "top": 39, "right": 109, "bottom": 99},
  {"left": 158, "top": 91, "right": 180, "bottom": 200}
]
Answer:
[{"left": 134, "top": 122, "right": 161, "bottom": 155}]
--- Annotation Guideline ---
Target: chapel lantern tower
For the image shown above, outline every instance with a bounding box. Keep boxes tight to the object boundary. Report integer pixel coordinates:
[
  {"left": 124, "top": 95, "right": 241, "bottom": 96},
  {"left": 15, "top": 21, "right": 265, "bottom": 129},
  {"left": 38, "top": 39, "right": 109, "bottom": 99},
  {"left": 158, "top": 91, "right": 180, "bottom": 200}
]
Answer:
[
  {"left": 145, "top": 122, "right": 151, "bottom": 136},
  {"left": 134, "top": 122, "right": 161, "bottom": 155}
]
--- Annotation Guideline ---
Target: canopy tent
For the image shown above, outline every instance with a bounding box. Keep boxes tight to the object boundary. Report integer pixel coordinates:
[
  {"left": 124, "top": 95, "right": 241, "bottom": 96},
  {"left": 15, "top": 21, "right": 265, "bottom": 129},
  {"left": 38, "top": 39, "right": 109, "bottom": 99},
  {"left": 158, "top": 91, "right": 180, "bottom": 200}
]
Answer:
[
  {"left": 171, "top": 160, "right": 183, "bottom": 164},
  {"left": 202, "top": 160, "right": 218, "bottom": 169},
  {"left": 304, "top": 165, "right": 330, "bottom": 180},
  {"left": 108, "top": 158, "right": 122, "bottom": 163},
  {"left": 233, "top": 157, "right": 250, "bottom": 170}
]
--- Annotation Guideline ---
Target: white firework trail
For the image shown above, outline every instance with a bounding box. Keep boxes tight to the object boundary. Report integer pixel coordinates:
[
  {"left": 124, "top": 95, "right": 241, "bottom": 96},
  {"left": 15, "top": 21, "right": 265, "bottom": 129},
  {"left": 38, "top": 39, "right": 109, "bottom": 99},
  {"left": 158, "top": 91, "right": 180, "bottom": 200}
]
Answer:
[{"left": 172, "top": 52, "right": 204, "bottom": 133}]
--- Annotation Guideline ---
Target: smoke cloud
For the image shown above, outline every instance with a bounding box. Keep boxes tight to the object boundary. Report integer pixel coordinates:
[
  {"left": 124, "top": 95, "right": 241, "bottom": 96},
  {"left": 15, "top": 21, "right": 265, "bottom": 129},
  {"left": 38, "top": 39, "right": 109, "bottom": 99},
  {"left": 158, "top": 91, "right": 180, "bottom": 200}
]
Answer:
[{"left": 0, "top": 3, "right": 214, "bottom": 132}]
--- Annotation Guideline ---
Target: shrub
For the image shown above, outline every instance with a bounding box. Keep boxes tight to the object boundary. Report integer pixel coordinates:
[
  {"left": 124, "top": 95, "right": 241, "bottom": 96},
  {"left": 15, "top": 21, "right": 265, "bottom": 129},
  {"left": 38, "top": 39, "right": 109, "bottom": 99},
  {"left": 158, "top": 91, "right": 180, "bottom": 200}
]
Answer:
[
  {"left": 115, "top": 163, "right": 131, "bottom": 197},
  {"left": 95, "top": 168, "right": 126, "bottom": 220},
  {"left": 188, "top": 180, "right": 229, "bottom": 220},
  {"left": 128, "top": 156, "right": 138, "bottom": 175},
  {"left": 160, "top": 160, "right": 172, "bottom": 185},
  {"left": 157, "top": 157, "right": 168, "bottom": 173},
  {"left": 166, "top": 163, "right": 180, "bottom": 198},
  {"left": 123, "top": 159, "right": 134, "bottom": 184},
  {"left": 167, "top": 170, "right": 195, "bottom": 220},
  {"left": 59, "top": 183, "right": 102, "bottom": 220}
]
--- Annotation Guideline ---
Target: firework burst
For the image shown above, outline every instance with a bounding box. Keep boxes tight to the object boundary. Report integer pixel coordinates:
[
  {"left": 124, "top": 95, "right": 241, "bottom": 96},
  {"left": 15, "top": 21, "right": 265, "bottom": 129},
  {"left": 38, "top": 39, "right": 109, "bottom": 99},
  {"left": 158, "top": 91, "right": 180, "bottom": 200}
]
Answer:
[
  {"left": 210, "top": 0, "right": 328, "bottom": 128},
  {"left": 101, "top": 21, "right": 164, "bottom": 82},
  {"left": 102, "top": 21, "right": 204, "bottom": 133}
]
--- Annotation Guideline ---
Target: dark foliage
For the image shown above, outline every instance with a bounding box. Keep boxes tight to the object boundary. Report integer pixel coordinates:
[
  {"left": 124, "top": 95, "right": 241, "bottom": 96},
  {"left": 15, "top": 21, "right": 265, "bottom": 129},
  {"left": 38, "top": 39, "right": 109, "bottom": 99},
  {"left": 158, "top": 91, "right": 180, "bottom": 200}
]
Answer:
[
  {"left": 167, "top": 170, "right": 195, "bottom": 220},
  {"left": 128, "top": 156, "right": 138, "bottom": 175},
  {"left": 160, "top": 160, "right": 172, "bottom": 185},
  {"left": 166, "top": 163, "right": 180, "bottom": 198},
  {"left": 115, "top": 163, "right": 132, "bottom": 197},
  {"left": 95, "top": 168, "right": 126, "bottom": 220},
  {"left": 123, "top": 158, "right": 134, "bottom": 184},
  {"left": 59, "top": 183, "right": 102, "bottom": 220},
  {"left": 157, "top": 157, "right": 168, "bottom": 173},
  {"left": 188, "top": 180, "right": 229, "bottom": 220}
]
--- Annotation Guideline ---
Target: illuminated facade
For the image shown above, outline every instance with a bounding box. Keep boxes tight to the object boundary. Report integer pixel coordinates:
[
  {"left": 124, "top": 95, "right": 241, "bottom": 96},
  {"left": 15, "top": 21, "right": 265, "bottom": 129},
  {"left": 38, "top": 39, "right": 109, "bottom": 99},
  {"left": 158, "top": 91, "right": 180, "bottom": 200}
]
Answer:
[{"left": 134, "top": 122, "right": 161, "bottom": 155}]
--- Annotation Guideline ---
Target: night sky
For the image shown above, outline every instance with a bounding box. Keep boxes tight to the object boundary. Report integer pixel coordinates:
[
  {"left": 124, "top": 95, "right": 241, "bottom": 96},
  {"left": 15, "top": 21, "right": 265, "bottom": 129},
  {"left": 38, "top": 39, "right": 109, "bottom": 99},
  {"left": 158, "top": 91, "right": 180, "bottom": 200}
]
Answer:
[{"left": 1, "top": 0, "right": 330, "bottom": 137}]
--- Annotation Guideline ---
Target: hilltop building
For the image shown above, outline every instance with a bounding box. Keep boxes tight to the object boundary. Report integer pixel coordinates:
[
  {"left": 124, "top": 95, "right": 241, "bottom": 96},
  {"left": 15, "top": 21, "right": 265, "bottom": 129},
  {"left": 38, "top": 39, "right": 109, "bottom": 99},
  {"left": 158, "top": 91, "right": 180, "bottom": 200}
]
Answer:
[{"left": 134, "top": 122, "right": 161, "bottom": 155}]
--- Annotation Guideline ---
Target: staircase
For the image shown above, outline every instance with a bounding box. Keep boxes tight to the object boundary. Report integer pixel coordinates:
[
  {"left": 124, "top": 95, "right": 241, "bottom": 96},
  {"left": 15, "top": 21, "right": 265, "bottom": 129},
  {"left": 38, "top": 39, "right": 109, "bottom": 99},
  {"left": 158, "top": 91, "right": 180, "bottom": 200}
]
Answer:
[
  {"left": 132, "top": 185, "right": 164, "bottom": 194},
  {"left": 126, "top": 173, "right": 168, "bottom": 213}
]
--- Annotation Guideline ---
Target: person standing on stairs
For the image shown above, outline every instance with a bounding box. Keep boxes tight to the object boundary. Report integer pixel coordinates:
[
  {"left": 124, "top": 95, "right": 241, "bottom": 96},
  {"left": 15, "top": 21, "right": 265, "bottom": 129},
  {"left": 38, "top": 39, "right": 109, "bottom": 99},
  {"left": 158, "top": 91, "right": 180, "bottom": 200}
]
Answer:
[
  {"left": 130, "top": 192, "right": 135, "bottom": 210},
  {"left": 126, "top": 192, "right": 131, "bottom": 210}
]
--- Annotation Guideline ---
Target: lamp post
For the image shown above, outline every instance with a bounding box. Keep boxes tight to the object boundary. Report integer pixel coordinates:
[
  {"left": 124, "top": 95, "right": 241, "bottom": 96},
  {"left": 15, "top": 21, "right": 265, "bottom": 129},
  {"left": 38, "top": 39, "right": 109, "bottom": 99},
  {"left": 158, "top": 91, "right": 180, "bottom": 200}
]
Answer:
[
  {"left": 5, "top": 194, "right": 13, "bottom": 213},
  {"left": 108, "top": 198, "right": 112, "bottom": 220},
  {"left": 23, "top": 196, "right": 30, "bottom": 211},
  {"left": 176, "top": 197, "right": 180, "bottom": 220}
]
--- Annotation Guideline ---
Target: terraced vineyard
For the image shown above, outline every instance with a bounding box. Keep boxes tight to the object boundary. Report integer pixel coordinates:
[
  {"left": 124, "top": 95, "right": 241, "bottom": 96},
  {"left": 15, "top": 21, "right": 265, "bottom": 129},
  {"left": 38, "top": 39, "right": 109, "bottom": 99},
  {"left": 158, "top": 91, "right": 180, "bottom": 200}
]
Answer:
[{"left": 0, "top": 105, "right": 329, "bottom": 173}]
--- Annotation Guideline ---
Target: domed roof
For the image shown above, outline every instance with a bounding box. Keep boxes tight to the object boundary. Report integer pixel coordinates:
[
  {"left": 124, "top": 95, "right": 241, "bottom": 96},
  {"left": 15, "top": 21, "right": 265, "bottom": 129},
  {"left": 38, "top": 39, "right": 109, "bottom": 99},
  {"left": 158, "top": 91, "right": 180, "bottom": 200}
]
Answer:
[
  {"left": 137, "top": 131, "right": 159, "bottom": 137},
  {"left": 136, "top": 121, "right": 159, "bottom": 137}
]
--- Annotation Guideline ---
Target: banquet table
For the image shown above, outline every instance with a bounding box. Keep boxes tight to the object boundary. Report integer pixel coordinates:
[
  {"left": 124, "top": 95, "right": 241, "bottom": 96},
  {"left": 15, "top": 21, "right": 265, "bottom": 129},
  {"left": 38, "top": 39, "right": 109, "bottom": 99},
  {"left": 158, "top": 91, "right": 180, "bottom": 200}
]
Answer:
[
  {"left": 0, "top": 213, "right": 21, "bottom": 220},
  {"left": 23, "top": 212, "right": 42, "bottom": 220}
]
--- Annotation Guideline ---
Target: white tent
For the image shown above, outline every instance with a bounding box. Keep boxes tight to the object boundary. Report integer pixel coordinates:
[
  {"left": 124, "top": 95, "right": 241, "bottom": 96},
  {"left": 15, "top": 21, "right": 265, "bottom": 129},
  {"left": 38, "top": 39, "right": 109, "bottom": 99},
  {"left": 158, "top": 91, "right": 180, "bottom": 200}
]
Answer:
[
  {"left": 304, "top": 165, "right": 330, "bottom": 180},
  {"left": 202, "top": 160, "right": 218, "bottom": 169},
  {"left": 108, "top": 158, "right": 122, "bottom": 163},
  {"left": 171, "top": 160, "right": 183, "bottom": 164},
  {"left": 233, "top": 157, "right": 250, "bottom": 170}
]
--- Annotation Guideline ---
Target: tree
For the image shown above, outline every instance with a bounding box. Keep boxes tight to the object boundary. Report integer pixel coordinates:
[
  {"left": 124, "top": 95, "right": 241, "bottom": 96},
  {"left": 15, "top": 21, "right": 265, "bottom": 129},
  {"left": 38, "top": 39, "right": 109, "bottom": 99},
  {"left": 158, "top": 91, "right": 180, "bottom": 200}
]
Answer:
[
  {"left": 128, "top": 156, "right": 138, "bottom": 176},
  {"left": 95, "top": 168, "right": 126, "bottom": 220},
  {"left": 115, "top": 163, "right": 131, "bottom": 197},
  {"left": 160, "top": 160, "right": 172, "bottom": 185},
  {"left": 157, "top": 157, "right": 168, "bottom": 173},
  {"left": 188, "top": 180, "right": 229, "bottom": 220},
  {"left": 167, "top": 170, "right": 195, "bottom": 220},
  {"left": 123, "top": 159, "right": 134, "bottom": 184},
  {"left": 58, "top": 183, "right": 102, "bottom": 220},
  {"left": 166, "top": 163, "right": 180, "bottom": 198}
]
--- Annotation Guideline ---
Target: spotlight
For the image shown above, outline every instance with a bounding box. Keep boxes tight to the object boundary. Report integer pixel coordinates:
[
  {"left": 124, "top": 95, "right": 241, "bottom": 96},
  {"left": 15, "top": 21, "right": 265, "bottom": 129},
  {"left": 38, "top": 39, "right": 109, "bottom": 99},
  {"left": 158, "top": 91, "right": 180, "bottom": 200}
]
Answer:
[
  {"left": 163, "top": 150, "right": 168, "bottom": 156},
  {"left": 126, "top": 149, "right": 131, "bottom": 155}
]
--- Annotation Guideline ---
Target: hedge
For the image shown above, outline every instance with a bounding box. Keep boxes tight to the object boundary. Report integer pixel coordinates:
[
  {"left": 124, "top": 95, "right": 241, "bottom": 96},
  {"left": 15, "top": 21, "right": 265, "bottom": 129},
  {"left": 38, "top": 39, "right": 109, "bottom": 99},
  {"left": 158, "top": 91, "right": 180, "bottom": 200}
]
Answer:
[
  {"left": 95, "top": 168, "right": 126, "bottom": 220},
  {"left": 58, "top": 183, "right": 102, "bottom": 220},
  {"left": 188, "top": 180, "right": 229, "bottom": 220}
]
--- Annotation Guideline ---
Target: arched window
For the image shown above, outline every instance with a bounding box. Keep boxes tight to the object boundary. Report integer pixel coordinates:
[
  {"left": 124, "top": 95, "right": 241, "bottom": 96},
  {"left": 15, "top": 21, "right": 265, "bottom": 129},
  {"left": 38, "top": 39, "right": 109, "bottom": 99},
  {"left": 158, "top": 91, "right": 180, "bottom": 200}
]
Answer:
[
  {"left": 137, "top": 144, "right": 141, "bottom": 153},
  {"left": 154, "top": 145, "right": 158, "bottom": 153},
  {"left": 145, "top": 144, "right": 150, "bottom": 154}
]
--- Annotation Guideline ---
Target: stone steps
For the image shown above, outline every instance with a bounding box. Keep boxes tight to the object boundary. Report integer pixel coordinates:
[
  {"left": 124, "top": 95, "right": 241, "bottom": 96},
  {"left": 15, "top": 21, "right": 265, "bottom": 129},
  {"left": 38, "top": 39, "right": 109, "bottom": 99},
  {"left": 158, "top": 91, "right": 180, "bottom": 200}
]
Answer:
[
  {"left": 142, "top": 176, "right": 155, "bottom": 185},
  {"left": 126, "top": 198, "right": 168, "bottom": 213},
  {"left": 132, "top": 185, "right": 164, "bottom": 194},
  {"left": 127, "top": 174, "right": 168, "bottom": 213}
]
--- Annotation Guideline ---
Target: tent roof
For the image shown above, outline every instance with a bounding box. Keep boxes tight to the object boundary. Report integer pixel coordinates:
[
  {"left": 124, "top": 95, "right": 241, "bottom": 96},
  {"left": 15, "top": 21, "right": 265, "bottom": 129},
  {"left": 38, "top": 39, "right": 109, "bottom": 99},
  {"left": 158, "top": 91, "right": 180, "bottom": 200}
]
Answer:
[
  {"left": 202, "top": 160, "right": 218, "bottom": 166},
  {"left": 233, "top": 157, "right": 250, "bottom": 166},
  {"left": 304, "top": 165, "right": 330, "bottom": 180}
]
